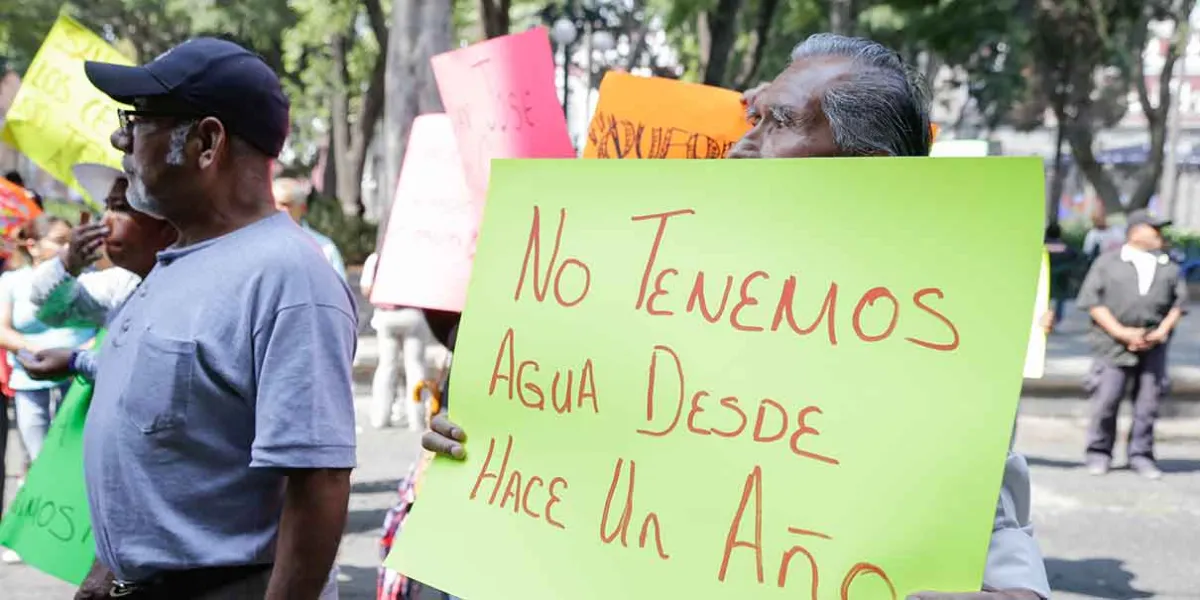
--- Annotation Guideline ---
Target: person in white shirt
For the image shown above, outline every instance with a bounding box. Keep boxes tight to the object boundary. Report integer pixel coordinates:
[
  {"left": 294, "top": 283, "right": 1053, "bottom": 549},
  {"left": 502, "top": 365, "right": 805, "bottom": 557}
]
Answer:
[
  {"left": 360, "top": 251, "right": 441, "bottom": 431},
  {"left": 18, "top": 163, "right": 177, "bottom": 383},
  {"left": 1082, "top": 206, "right": 1126, "bottom": 260},
  {"left": 1074, "top": 209, "right": 1186, "bottom": 480}
]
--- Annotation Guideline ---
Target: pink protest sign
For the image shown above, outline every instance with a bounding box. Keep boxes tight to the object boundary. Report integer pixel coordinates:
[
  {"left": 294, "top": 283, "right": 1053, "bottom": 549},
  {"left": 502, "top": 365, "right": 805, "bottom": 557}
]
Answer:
[
  {"left": 431, "top": 27, "right": 575, "bottom": 201},
  {"left": 370, "top": 114, "right": 476, "bottom": 312}
]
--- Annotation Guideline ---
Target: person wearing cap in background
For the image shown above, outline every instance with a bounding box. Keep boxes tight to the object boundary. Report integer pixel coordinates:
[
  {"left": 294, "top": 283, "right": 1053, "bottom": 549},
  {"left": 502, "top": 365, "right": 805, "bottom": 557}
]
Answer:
[
  {"left": 1075, "top": 208, "right": 1187, "bottom": 480},
  {"left": 17, "top": 163, "right": 177, "bottom": 383},
  {"left": 75, "top": 37, "right": 357, "bottom": 600},
  {"left": 273, "top": 177, "right": 346, "bottom": 280}
]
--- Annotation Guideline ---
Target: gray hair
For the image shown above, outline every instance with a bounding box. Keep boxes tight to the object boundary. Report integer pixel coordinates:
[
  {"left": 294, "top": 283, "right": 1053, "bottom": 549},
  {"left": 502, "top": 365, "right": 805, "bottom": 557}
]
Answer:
[
  {"left": 790, "top": 34, "right": 931, "bottom": 157},
  {"left": 165, "top": 121, "right": 195, "bottom": 166}
]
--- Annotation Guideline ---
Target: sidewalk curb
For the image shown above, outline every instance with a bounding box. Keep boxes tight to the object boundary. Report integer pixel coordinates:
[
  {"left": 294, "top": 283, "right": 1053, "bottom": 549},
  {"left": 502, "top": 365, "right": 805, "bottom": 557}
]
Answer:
[{"left": 1023, "top": 377, "right": 1200, "bottom": 401}]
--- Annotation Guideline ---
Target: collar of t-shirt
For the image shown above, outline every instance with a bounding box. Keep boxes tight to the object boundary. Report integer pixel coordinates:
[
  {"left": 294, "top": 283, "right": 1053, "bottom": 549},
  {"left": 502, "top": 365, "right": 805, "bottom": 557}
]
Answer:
[
  {"left": 1120, "top": 244, "right": 1163, "bottom": 296},
  {"left": 155, "top": 212, "right": 293, "bottom": 265}
]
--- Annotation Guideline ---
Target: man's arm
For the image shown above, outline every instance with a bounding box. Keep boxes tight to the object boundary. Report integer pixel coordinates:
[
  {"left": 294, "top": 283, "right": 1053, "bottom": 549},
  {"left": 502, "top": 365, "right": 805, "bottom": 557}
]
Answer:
[
  {"left": 1148, "top": 270, "right": 1189, "bottom": 345},
  {"left": 1075, "top": 259, "right": 1141, "bottom": 344},
  {"left": 1088, "top": 306, "right": 1141, "bottom": 344},
  {"left": 251, "top": 301, "right": 358, "bottom": 598},
  {"left": 268, "top": 468, "right": 351, "bottom": 600}
]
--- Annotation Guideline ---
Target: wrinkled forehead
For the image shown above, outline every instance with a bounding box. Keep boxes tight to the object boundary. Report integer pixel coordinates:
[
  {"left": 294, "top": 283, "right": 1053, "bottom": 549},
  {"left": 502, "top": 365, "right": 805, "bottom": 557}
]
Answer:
[{"left": 757, "top": 56, "right": 855, "bottom": 114}]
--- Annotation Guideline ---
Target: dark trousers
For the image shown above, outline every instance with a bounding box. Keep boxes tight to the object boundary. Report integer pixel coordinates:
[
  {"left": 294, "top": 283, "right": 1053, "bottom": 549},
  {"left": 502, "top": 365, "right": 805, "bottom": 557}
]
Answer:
[{"left": 1086, "top": 344, "right": 1168, "bottom": 460}]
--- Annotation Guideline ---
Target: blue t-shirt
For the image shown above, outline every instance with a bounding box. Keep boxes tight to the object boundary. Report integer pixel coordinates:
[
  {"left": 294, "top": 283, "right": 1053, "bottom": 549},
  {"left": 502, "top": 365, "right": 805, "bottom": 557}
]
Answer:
[
  {"left": 84, "top": 213, "right": 358, "bottom": 581},
  {"left": 1, "top": 267, "right": 96, "bottom": 391}
]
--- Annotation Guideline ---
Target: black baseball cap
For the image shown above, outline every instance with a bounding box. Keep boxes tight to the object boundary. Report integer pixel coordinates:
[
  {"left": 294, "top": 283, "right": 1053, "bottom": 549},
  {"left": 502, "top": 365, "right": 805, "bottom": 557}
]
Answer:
[
  {"left": 84, "top": 37, "right": 290, "bottom": 158},
  {"left": 1126, "top": 209, "right": 1172, "bottom": 230}
]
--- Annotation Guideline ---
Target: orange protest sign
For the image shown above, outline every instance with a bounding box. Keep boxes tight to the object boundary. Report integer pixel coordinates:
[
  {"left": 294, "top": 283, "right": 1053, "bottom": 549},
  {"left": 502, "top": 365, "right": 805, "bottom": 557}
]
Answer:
[{"left": 584, "top": 72, "right": 750, "bottom": 159}]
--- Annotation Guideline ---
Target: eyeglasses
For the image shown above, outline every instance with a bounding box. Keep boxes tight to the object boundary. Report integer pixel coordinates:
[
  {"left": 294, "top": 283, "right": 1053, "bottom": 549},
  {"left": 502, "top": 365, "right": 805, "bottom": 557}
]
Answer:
[{"left": 117, "top": 108, "right": 204, "bottom": 131}]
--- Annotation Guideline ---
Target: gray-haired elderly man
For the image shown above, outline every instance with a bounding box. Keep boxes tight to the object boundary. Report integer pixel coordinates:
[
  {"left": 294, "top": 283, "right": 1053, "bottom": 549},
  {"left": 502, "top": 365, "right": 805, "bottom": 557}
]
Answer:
[{"left": 423, "top": 34, "right": 1050, "bottom": 600}]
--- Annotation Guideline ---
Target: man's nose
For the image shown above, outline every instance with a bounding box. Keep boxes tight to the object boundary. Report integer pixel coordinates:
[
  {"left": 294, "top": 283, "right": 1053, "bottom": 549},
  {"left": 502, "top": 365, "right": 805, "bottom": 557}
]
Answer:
[
  {"left": 111, "top": 127, "right": 131, "bottom": 154},
  {"left": 726, "top": 135, "right": 760, "bottom": 159}
]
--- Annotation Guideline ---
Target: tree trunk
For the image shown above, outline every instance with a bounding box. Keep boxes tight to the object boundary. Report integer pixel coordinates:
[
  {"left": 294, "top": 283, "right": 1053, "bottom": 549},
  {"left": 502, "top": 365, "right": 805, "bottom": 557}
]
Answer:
[
  {"left": 1064, "top": 120, "right": 1123, "bottom": 216},
  {"left": 329, "top": 34, "right": 361, "bottom": 215},
  {"left": 416, "top": 1, "right": 453, "bottom": 111},
  {"left": 379, "top": 0, "right": 455, "bottom": 247},
  {"left": 479, "top": 0, "right": 512, "bottom": 39},
  {"left": 829, "top": 0, "right": 854, "bottom": 35},
  {"left": 734, "top": 0, "right": 782, "bottom": 90},
  {"left": 1047, "top": 103, "right": 1067, "bottom": 224},
  {"left": 701, "top": 0, "right": 744, "bottom": 87},
  {"left": 1127, "top": 1, "right": 1194, "bottom": 210}
]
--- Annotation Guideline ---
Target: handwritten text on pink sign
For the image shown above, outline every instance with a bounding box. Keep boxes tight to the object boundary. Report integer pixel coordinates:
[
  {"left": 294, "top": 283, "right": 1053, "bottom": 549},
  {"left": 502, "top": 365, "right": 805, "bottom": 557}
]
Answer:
[{"left": 431, "top": 28, "right": 576, "bottom": 201}]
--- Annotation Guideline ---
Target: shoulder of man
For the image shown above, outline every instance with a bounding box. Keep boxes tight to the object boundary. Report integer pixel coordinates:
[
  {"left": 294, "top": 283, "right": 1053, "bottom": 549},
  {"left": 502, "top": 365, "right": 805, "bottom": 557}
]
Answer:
[{"left": 246, "top": 218, "right": 356, "bottom": 313}]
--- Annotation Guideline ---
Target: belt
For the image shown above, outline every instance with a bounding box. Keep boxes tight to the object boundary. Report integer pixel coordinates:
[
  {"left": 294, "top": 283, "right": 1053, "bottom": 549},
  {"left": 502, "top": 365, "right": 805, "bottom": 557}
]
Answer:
[{"left": 110, "top": 564, "right": 272, "bottom": 599}]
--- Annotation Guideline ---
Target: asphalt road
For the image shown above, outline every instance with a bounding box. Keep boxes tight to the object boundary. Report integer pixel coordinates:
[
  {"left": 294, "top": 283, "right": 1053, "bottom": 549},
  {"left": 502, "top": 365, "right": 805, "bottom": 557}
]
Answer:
[
  {"left": 1017, "top": 414, "right": 1200, "bottom": 599},
  {"left": 2, "top": 407, "right": 1198, "bottom": 599}
]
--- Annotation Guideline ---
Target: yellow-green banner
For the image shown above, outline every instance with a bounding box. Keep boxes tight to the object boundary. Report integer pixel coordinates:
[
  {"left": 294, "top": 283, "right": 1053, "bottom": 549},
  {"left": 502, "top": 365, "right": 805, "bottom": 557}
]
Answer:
[{"left": 1, "top": 14, "right": 130, "bottom": 196}]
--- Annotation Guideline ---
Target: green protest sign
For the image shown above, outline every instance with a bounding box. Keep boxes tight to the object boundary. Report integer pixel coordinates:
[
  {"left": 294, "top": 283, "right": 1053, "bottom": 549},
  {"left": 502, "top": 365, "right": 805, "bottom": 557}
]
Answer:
[
  {"left": 0, "top": 373, "right": 98, "bottom": 584},
  {"left": 388, "top": 158, "right": 1044, "bottom": 599}
]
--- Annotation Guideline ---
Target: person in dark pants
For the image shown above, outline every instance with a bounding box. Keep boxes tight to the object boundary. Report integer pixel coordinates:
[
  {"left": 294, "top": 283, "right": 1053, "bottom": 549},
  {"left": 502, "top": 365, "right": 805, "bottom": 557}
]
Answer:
[
  {"left": 1044, "top": 223, "right": 1077, "bottom": 330},
  {"left": 1075, "top": 209, "right": 1186, "bottom": 479}
]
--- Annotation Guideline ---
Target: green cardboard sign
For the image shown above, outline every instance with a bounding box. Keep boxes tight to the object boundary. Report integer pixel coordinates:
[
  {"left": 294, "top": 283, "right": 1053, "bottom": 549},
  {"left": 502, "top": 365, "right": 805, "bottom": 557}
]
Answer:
[
  {"left": 389, "top": 158, "right": 1044, "bottom": 599},
  {"left": 0, "top": 366, "right": 99, "bottom": 584}
]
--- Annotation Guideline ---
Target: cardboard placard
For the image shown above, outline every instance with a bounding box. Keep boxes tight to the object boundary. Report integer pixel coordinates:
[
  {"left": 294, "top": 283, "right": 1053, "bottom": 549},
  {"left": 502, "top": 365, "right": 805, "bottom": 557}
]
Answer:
[
  {"left": 0, "top": 14, "right": 129, "bottom": 197},
  {"left": 387, "top": 157, "right": 1045, "bottom": 599},
  {"left": 431, "top": 28, "right": 576, "bottom": 202},
  {"left": 370, "top": 114, "right": 475, "bottom": 312},
  {"left": 583, "top": 72, "right": 750, "bottom": 159}
]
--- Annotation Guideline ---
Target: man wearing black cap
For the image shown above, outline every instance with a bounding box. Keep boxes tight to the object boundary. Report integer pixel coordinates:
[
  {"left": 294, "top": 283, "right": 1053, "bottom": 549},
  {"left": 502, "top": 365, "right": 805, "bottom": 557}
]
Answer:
[
  {"left": 1075, "top": 208, "right": 1187, "bottom": 480},
  {"left": 75, "top": 38, "right": 357, "bottom": 599}
]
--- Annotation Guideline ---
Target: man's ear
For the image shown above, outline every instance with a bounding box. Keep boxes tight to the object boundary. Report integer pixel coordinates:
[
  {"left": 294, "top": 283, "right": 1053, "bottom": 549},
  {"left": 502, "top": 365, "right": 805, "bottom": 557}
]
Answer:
[{"left": 195, "top": 117, "right": 226, "bottom": 169}]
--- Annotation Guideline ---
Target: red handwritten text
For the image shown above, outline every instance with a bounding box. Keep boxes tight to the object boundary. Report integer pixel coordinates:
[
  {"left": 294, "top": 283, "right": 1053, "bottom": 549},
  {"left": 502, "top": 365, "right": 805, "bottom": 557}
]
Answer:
[
  {"left": 718, "top": 466, "right": 896, "bottom": 599},
  {"left": 470, "top": 435, "right": 569, "bottom": 530},
  {"left": 489, "top": 328, "right": 599, "bottom": 414},
  {"left": 637, "top": 344, "right": 837, "bottom": 466},
  {"left": 599, "top": 457, "right": 670, "bottom": 560},
  {"left": 630, "top": 210, "right": 960, "bottom": 351},
  {"left": 514, "top": 206, "right": 592, "bottom": 308}
]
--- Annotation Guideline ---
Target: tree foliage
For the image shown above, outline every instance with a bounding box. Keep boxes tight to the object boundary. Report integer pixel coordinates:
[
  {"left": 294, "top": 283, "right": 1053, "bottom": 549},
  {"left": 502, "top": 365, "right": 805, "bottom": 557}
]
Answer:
[{"left": 1026, "top": 0, "right": 1196, "bottom": 213}]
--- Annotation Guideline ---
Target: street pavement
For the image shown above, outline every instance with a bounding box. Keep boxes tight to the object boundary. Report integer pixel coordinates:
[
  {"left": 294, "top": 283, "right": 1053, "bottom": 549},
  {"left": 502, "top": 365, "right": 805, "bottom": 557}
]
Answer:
[
  {"left": 0, "top": 375, "right": 424, "bottom": 599},
  {"left": 4, "top": 397, "right": 1200, "bottom": 598},
  {"left": 3, "top": 287, "right": 1200, "bottom": 598}
]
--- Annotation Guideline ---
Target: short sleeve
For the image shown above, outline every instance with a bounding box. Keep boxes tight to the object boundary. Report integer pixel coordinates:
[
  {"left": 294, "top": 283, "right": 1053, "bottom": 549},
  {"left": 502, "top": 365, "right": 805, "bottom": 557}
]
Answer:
[
  {"left": 0, "top": 271, "right": 14, "bottom": 305},
  {"left": 1173, "top": 267, "right": 1189, "bottom": 310},
  {"left": 984, "top": 452, "right": 1051, "bottom": 597},
  {"left": 250, "top": 303, "right": 358, "bottom": 469},
  {"left": 1075, "top": 259, "right": 1105, "bottom": 310}
]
